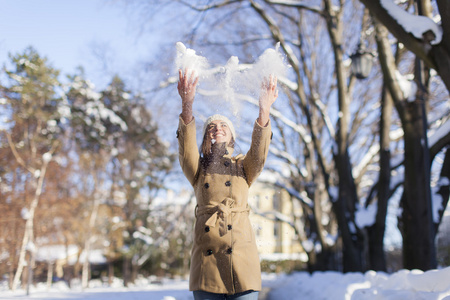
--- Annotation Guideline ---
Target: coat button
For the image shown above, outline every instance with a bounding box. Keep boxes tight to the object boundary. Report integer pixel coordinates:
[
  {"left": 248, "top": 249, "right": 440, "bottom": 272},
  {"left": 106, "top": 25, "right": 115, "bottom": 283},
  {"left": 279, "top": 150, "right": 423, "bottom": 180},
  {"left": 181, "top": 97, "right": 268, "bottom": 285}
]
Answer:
[
  {"left": 205, "top": 226, "right": 210, "bottom": 232},
  {"left": 225, "top": 181, "right": 231, "bottom": 187},
  {"left": 224, "top": 161, "right": 230, "bottom": 167},
  {"left": 227, "top": 248, "right": 232, "bottom": 254},
  {"left": 204, "top": 183, "right": 210, "bottom": 189},
  {"left": 228, "top": 225, "right": 232, "bottom": 230},
  {"left": 206, "top": 249, "right": 213, "bottom": 256}
]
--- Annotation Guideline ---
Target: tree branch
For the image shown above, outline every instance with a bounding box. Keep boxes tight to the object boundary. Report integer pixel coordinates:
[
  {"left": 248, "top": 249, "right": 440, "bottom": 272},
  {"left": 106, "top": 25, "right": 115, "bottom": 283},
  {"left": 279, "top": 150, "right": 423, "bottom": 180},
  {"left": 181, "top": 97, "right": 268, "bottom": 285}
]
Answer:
[
  {"left": 5, "top": 132, "right": 35, "bottom": 174},
  {"left": 429, "top": 118, "right": 450, "bottom": 160},
  {"left": 359, "top": 0, "right": 436, "bottom": 69},
  {"left": 436, "top": 0, "right": 450, "bottom": 52},
  {"left": 434, "top": 147, "right": 450, "bottom": 231},
  {"left": 249, "top": 0, "right": 301, "bottom": 75},
  {"left": 374, "top": 21, "right": 406, "bottom": 113},
  {"left": 264, "top": 0, "right": 323, "bottom": 15},
  {"left": 176, "top": 0, "right": 242, "bottom": 11}
]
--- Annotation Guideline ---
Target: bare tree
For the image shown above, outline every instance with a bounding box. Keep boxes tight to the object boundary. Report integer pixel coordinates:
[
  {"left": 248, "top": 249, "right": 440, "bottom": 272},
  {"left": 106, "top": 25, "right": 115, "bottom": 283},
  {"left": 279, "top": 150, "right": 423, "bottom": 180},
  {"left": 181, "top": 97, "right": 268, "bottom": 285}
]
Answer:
[
  {"left": 117, "top": 0, "right": 449, "bottom": 272},
  {"left": 360, "top": 0, "right": 450, "bottom": 270},
  {"left": 122, "top": 0, "right": 380, "bottom": 272}
]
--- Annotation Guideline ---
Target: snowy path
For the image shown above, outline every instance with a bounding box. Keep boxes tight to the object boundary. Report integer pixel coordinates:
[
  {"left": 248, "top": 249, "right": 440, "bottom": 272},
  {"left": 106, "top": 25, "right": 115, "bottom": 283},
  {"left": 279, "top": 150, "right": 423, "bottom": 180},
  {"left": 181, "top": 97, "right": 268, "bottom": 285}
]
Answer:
[
  {"left": 1, "top": 289, "right": 193, "bottom": 300},
  {"left": 0, "top": 279, "right": 193, "bottom": 300}
]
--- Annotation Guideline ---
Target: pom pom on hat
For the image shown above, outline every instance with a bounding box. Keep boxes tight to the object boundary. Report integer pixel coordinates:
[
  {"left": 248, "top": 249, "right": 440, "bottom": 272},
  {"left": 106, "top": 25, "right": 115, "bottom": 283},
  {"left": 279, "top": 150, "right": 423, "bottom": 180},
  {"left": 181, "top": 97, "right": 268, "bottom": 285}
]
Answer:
[{"left": 202, "top": 114, "right": 236, "bottom": 141}]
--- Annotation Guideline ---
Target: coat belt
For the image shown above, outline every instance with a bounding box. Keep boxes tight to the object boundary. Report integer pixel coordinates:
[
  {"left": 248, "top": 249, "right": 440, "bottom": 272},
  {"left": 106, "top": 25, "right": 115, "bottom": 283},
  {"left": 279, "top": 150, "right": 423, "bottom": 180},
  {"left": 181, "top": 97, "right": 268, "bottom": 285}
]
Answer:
[{"left": 196, "top": 198, "right": 249, "bottom": 236}]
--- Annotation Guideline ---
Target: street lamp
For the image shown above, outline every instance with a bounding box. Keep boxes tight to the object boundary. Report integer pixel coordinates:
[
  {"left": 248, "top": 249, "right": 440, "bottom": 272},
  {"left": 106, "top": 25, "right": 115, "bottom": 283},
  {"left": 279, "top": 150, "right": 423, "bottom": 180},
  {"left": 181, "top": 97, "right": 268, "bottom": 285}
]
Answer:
[{"left": 350, "top": 44, "right": 374, "bottom": 79}]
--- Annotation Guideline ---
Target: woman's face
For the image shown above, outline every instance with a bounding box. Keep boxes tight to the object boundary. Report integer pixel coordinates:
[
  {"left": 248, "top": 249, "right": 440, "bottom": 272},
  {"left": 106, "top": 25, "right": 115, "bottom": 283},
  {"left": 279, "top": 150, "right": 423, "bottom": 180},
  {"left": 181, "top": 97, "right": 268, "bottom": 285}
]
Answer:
[{"left": 207, "top": 120, "right": 232, "bottom": 145}]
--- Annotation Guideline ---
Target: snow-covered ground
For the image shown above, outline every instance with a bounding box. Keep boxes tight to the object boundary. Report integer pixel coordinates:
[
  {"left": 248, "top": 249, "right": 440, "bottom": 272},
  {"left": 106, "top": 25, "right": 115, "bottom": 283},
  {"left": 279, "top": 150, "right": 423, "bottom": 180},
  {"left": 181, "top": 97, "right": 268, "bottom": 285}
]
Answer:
[
  {"left": 1, "top": 267, "right": 449, "bottom": 300},
  {"left": 0, "top": 277, "right": 193, "bottom": 300},
  {"left": 265, "top": 267, "right": 450, "bottom": 300}
]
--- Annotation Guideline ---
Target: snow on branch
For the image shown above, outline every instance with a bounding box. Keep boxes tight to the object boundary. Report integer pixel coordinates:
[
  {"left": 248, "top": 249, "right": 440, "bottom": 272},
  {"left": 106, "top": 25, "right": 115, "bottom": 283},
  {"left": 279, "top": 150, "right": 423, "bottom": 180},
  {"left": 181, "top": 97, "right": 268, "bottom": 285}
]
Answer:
[
  {"left": 5, "top": 132, "right": 35, "bottom": 174},
  {"left": 380, "top": 0, "right": 442, "bottom": 45},
  {"left": 313, "top": 95, "right": 335, "bottom": 139},
  {"left": 352, "top": 144, "right": 380, "bottom": 180},
  {"left": 271, "top": 180, "right": 314, "bottom": 208},
  {"left": 268, "top": 147, "right": 300, "bottom": 167},
  {"left": 236, "top": 93, "right": 312, "bottom": 144},
  {"left": 250, "top": 0, "right": 301, "bottom": 73},
  {"left": 252, "top": 207, "right": 295, "bottom": 228},
  {"left": 428, "top": 117, "right": 450, "bottom": 148}
]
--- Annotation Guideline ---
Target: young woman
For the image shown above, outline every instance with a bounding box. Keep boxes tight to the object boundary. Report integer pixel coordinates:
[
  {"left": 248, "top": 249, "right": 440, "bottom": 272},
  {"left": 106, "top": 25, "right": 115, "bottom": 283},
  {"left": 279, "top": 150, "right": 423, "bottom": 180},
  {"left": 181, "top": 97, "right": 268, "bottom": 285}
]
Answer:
[{"left": 177, "top": 68, "right": 278, "bottom": 300}]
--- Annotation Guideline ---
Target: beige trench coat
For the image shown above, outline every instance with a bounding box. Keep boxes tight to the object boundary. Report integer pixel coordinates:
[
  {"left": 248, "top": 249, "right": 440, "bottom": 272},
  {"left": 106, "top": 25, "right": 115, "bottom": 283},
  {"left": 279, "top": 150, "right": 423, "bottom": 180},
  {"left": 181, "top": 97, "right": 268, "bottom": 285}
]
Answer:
[{"left": 177, "top": 116, "right": 272, "bottom": 295}]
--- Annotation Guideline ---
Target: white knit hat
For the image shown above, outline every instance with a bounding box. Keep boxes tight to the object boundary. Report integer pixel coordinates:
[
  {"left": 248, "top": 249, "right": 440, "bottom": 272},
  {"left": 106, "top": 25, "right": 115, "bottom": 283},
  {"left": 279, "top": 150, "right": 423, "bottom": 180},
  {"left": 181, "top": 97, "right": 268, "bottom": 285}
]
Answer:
[{"left": 202, "top": 114, "right": 236, "bottom": 141}]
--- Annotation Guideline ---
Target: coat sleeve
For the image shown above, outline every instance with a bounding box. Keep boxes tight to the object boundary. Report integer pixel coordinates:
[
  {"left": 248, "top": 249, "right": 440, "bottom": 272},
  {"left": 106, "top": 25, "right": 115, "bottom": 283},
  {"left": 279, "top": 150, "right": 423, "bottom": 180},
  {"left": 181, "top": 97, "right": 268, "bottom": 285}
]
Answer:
[
  {"left": 242, "top": 119, "right": 272, "bottom": 186},
  {"left": 177, "top": 115, "right": 200, "bottom": 186}
]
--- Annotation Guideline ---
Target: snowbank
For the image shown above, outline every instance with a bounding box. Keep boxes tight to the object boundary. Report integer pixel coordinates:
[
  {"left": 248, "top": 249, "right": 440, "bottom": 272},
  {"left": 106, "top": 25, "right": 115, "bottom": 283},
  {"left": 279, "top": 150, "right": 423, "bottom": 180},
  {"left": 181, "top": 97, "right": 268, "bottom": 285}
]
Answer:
[{"left": 266, "top": 266, "right": 450, "bottom": 300}]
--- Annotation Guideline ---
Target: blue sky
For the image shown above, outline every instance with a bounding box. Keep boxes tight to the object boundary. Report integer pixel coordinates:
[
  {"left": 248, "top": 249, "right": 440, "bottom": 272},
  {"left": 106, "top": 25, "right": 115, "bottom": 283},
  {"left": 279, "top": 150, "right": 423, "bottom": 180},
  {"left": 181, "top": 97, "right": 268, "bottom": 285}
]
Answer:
[{"left": 0, "top": 0, "right": 155, "bottom": 88}]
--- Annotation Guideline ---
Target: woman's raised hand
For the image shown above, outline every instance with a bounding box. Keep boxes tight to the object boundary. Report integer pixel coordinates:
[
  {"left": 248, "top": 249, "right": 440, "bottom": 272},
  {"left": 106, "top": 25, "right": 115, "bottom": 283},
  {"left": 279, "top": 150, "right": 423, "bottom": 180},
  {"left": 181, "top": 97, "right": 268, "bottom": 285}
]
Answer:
[
  {"left": 178, "top": 69, "right": 198, "bottom": 124},
  {"left": 258, "top": 75, "right": 278, "bottom": 126},
  {"left": 178, "top": 68, "right": 199, "bottom": 106}
]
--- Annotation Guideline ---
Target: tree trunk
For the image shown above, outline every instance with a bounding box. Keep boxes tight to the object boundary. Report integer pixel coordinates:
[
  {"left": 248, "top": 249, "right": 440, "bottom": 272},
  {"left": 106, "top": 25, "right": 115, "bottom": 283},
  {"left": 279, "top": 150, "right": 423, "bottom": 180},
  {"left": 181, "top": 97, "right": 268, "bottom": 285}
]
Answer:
[
  {"left": 131, "top": 261, "right": 138, "bottom": 283},
  {"left": 310, "top": 188, "right": 338, "bottom": 271},
  {"left": 123, "top": 256, "right": 130, "bottom": 287},
  {"left": 367, "top": 87, "right": 393, "bottom": 271},
  {"left": 108, "top": 260, "right": 114, "bottom": 286},
  {"left": 314, "top": 248, "right": 338, "bottom": 271},
  {"left": 81, "top": 256, "right": 90, "bottom": 290},
  {"left": 22, "top": 256, "right": 29, "bottom": 290},
  {"left": 306, "top": 250, "right": 317, "bottom": 274},
  {"left": 372, "top": 15, "right": 437, "bottom": 271},
  {"left": 63, "top": 265, "right": 72, "bottom": 288},
  {"left": 366, "top": 153, "right": 389, "bottom": 271},
  {"left": 435, "top": 149, "right": 450, "bottom": 233},
  {"left": 323, "top": 0, "right": 365, "bottom": 272},
  {"left": 46, "top": 262, "right": 53, "bottom": 291},
  {"left": 399, "top": 99, "right": 437, "bottom": 270},
  {"left": 12, "top": 161, "right": 50, "bottom": 291},
  {"left": 8, "top": 262, "right": 14, "bottom": 289},
  {"left": 25, "top": 249, "right": 35, "bottom": 295},
  {"left": 82, "top": 199, "right": 100, "bottom": 289},
  {"left": 334, "top": 153, "right": 365, "bottom": 272},
  {"left": 73, "top": 253, "right": 82, "bottom": 282}
]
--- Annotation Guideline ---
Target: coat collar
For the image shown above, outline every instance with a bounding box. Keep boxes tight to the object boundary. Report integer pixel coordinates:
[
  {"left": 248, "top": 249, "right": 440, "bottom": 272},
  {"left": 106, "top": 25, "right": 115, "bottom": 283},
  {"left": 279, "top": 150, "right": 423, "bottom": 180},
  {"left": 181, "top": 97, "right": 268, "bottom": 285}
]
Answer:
[
  {"left": 226, "top": 146, "right": 234, "bottom": 157},
  {"left": 210, "top": 142, "right": 234, "bottom": 158}
]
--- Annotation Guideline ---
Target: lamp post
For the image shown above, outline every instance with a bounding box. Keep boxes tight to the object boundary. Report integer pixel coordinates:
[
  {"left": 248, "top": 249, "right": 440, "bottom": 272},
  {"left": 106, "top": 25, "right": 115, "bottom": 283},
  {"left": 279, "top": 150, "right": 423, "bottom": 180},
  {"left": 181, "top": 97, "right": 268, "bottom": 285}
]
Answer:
[{"left": 350, "top": 44, "right": 374, "bottom": 79}]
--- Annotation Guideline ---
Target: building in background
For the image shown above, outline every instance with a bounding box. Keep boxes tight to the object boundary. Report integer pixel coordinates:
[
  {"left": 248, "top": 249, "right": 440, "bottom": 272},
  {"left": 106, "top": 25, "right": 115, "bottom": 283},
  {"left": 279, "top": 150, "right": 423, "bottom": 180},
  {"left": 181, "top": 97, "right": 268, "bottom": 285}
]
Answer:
[{"left": 248, "top": 180, "right": 304, "bottom": 261}]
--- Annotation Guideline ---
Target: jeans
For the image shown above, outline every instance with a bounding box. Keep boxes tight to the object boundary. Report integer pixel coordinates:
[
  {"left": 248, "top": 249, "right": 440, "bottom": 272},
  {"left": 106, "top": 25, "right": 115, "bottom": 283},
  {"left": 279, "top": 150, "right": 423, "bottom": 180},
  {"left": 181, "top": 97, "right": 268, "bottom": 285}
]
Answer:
[{"left": 193, "top": 290, "right": 259, "bottom": 300}]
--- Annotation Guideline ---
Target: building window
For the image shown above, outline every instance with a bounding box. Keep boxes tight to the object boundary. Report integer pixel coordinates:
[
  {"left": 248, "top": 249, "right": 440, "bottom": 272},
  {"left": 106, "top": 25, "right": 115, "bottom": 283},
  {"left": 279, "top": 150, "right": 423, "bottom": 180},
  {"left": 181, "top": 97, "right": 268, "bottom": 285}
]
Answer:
[
  {"left": 255, "top": 225, "right": 262, "bottom": 237},
  {"left": 274, "top": 222, "right": 280, "bottom": 237},
  {"left": 253, "top": 195, "right": 260, "bottom": 209},
  {"left": 272, "top": 192, "right": 281, "bottom": 211}
]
